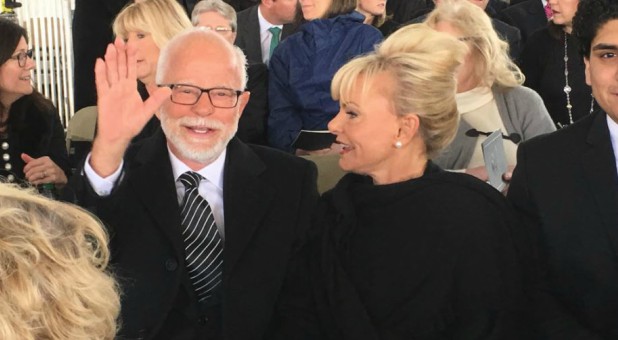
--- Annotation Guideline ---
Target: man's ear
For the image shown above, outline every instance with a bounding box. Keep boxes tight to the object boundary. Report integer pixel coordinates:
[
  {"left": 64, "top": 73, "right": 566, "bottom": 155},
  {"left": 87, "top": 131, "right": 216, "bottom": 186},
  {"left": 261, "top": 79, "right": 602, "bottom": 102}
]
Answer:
[
  {"left": 237, "top": 91, "right": 251, "bottom": 117},
  {"left": 584, "top": 57, "right": 592, "bottom": 86}
]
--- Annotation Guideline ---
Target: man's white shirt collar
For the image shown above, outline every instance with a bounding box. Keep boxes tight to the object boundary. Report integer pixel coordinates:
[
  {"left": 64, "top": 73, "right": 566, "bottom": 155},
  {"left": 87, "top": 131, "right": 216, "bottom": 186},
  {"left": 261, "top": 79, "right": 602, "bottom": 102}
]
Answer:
[
  {"left": 606, "top": 114, "right": 618, "bottom": 176},
  {"left": 169, "top": 146, "right": 226, "bottom": 191}
]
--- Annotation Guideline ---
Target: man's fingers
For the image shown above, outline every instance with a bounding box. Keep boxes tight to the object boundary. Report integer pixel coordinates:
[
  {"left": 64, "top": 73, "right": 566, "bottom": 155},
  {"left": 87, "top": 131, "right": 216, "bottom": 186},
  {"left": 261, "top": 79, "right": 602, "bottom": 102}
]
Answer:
[
  {"left": 126, "top": 40, "right": 138, "bottom": 80},
  {"left": 94, "top": 58, "right": 109, "bottom": 98},
  {"left": 105, "top": 43, "right": 119, "bottom": 85},
  {"left": 143, "top": 87, "right": 171, "bottom": 117},
  {"left": 115, "top": 37, "right": 128, "bottom": 80}
]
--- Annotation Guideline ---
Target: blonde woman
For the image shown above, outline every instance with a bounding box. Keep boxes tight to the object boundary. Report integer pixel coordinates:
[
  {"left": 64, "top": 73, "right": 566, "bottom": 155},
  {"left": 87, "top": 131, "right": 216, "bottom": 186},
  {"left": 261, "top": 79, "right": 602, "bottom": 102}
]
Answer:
[
  {"left": 356, "top": 0, "right": 399, "bottom": 36},
  {"left": 112, "top": 0, "right": 192, "bottom": 141},
  {"left": 0, "top": 183, "right": 119, "bottom": 340},
  {"left": 305, "top": 24, "right": 532, "bottom": 339},
  {"left": 113, "top": 0, "right": 192, "bottom": 91},
  {"left": 424, "top": 0, "right": 555, "bottom": 182}
]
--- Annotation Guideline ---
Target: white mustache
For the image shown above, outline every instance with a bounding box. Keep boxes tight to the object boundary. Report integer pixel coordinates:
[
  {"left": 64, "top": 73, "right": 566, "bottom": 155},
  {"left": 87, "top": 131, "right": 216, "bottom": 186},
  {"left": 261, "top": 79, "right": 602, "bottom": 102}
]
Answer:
[{"left": 176, "top": 117, "right": 225, "bottom": 130}]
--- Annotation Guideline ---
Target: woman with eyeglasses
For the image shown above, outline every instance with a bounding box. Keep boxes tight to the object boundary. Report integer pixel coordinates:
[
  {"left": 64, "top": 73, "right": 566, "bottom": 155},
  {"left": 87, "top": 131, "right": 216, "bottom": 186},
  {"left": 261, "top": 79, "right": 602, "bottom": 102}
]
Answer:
[{"left": 0, "top": 19, "right": 70, "bottom": 188}]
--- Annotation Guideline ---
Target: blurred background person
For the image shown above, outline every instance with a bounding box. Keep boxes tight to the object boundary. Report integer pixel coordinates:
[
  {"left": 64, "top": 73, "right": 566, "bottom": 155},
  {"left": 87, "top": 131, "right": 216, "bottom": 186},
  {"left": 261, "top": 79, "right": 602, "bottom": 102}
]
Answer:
[
  {"left": 72, "top": 0, "right": 194, "bottom": 112},
  {"left": 0, "top": 183, "right": 119, "bottom": 339},
  {"left": 112, "top": 0, "right": 193, "bottom": 141},
  {"left": 509, "top": 0, "right": 618, "bottom": 337},
  {"left": 308, "top": 24, "right": 532, "bottom": 339},
  {"left": 519, "top": 0, "right": 592, "bottom": 128},
  {"left": 72, "top": 0, "right": 131, "bottom": 111},
  {"left": 268, "top": 0, "right": 383, "bottom": 154},
  {"left": 0, "top": 19, "right": 70, "bottom": 188},
  {"left": 356, "top": 0, "right": 399, "bottom": 37},
  {"left": 498, "top": 0, "right": 549, "bottom": 46},
  {"left": 407, "top": 0, "right": 521, "bottom": 60},
  {"left": 425, "top": 0, "right": 554, "bottom": 183},
  {"left": 192, "top": 0, "right": 271, "bottom": 144},
  {"left": 235, "top": 0, "right": 298, "bottom": 65}
]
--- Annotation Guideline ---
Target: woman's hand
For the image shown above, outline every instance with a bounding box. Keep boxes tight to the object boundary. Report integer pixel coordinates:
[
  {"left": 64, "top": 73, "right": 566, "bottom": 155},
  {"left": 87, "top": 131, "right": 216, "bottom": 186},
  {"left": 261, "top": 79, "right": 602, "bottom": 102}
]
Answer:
[
  {"left": 21, "top": 153, "right": 68, "bottom": 186},
  {"left": 466, "top": 165, "right": 515, "bottom": 196}
]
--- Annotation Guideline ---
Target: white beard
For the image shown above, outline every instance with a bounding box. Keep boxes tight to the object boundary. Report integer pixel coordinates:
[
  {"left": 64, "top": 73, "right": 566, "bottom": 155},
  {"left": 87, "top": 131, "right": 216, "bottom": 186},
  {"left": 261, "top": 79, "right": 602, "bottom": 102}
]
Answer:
[{"left": 160, "top": 113, "right": 238, "bottom": 164}]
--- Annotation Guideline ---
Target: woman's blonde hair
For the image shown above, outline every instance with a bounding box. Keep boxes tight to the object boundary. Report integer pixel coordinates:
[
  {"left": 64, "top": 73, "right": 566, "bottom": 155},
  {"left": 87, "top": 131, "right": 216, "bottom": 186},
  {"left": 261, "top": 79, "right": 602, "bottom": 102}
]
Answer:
[
  {"left": 424, "top": 0, "right": 524, "bottom": 88},
  {"left": 0, "top": 184, "right": 120, "bottom": 340},
  {"left": 332, "top": 24, "right": 467, "bottom": 158},
  {"left": 113, "top": 0, "right": 192, "bottom": 49}
]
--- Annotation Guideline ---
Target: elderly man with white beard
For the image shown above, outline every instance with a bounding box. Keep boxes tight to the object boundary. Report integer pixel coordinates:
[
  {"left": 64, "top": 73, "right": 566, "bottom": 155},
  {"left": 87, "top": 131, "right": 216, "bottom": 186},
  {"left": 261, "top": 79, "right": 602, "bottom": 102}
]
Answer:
[{"left": 65, "top": 29, "right": 319, "bottom": 340}]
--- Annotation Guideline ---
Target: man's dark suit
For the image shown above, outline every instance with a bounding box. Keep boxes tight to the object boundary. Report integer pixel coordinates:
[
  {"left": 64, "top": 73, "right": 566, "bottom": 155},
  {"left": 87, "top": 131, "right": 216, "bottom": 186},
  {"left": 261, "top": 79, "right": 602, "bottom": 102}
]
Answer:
[
  {"left": 67, "top": 130, "right": 319, "bottom": 339},
  {"left": 498, "top": 0, "right": 547, "bottom": 45},
  {"left": 508, "top": 111, "right": 618, "bottom": 339},
  {"left": 235, "top": 5, "right": 296, "bottom": 64}
]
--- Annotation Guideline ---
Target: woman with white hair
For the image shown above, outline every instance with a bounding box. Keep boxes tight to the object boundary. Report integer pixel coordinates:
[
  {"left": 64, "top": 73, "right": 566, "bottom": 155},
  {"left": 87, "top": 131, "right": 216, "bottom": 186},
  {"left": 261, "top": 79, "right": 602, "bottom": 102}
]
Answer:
[{"left": 425, "top": 0, "right": 555, "bottom": 183}]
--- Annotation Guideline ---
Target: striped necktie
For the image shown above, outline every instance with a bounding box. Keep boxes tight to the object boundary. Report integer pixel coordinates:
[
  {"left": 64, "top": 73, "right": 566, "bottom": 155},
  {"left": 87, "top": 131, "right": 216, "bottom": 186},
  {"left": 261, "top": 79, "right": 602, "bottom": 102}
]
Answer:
[{"left": 178, "top": 171, "right": 223, "bottom": 302}]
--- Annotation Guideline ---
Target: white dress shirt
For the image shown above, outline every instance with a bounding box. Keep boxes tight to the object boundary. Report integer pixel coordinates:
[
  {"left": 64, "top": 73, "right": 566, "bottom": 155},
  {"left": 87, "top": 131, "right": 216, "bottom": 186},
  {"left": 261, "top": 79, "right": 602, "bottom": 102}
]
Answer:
[
  {"left": 84, "top": 147, "right": 227, "bottom": 239},
  {"left": 606, "top": 114, "right": 618, "bottom": 177},
  {"left": 257, "top": 6, "right": 283, "bottom": 65}
]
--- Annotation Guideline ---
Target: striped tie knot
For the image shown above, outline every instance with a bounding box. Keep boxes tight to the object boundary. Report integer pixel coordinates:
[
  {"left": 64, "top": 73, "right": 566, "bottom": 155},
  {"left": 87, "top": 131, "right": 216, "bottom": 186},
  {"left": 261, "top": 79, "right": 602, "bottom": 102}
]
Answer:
[{"left": 179, "top": 171, "right": 203, "bottom": 191}]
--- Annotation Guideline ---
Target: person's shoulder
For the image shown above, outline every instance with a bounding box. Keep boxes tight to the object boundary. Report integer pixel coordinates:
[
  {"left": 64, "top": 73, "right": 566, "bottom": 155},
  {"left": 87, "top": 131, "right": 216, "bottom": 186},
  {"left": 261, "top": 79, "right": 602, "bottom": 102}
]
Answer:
[
  {"left": 247, "top": 143, "right": 316, "bottom": 171},
  {"left": 236, "top": 4, "right": 257, "bottom": 20},
  {"left": 426, "top": 170, "right": 506, "bottom": 202},
  {"left": 521, "top": 112, "right": 595, "bottom": 154},
  {"left": 499, "top": 84, "right": 541, "bottom": 101},
  {"left": 527, "top": 26, "right": 551, "bottom": 44}
]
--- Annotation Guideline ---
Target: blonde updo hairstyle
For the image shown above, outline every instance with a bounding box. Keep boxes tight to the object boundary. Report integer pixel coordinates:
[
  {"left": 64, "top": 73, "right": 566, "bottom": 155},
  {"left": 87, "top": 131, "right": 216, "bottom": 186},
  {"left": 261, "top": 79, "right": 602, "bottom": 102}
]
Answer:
[
  {"left": 424, "top": 0, "right": 524, "bottom": 89},
  {"left": 113, "top": 0, "right": 192, "bottom": 49},
  {"left": 331, "top": 24, "right": 467, "bottom": 158},
  {"left": 0, "top": 184, "right": 120, "bottom": 340}
]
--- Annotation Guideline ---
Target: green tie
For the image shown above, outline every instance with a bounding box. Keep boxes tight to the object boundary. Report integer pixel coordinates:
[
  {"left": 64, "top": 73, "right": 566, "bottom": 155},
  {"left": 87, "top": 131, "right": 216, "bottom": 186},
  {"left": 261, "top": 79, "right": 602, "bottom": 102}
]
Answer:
[{"left": 268, "top": 26, "right": 282, "bottom": 58}]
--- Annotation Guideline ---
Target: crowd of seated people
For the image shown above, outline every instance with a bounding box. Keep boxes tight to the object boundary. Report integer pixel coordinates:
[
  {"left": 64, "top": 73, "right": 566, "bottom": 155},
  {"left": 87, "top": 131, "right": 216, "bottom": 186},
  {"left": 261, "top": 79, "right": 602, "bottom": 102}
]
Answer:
[{"left": 2, "top": 0, "right": 618, "bottom": 338}]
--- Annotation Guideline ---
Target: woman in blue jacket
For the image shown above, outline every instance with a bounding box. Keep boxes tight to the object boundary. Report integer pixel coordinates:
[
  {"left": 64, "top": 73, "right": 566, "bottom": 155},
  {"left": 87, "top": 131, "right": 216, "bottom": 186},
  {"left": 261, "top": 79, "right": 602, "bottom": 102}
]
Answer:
[{"left": 268, "top": 0, "right": 383, "bottom": 153}]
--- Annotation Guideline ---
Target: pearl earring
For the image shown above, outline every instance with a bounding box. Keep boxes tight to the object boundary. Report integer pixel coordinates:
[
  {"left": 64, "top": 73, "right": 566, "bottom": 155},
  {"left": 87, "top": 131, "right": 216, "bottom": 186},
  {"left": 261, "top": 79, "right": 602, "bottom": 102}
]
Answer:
[{"left": 395, "top": 141, "right": 403, "bottom": 149}]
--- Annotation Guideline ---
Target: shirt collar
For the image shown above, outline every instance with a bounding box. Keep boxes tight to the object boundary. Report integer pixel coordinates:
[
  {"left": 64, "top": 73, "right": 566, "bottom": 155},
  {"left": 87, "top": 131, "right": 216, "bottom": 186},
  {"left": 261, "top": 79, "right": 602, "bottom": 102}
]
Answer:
[
  {"left": 606, "top": 114, "right": 618, "bottom": 170},
  {"left": 258, "top": 5, "right": 282, "bottom": 35},
  {"left": 168, "top": 146, "right": 226, "bottom": 191}
]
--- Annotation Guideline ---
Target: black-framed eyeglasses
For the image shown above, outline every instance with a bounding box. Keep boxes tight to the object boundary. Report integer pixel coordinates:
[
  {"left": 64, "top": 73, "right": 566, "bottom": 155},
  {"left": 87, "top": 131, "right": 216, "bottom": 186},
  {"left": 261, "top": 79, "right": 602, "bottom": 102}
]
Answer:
[
  {"left": 10, "top": 49, "right": 33, "bottom": 68},
  {"left": 159, "top": 83, "right": 243, "bottom": 108}
]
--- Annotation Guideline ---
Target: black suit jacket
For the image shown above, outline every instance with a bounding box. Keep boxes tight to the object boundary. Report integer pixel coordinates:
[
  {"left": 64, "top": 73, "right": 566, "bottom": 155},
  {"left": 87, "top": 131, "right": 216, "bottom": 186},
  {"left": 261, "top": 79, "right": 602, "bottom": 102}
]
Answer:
[
  {"left": 235, "top": 5, "right": 296, "bottom": 64},
  {"left": 72, "top": 0, "right": 130, "bottom": 111},
  {"left": 67, "top": 131, "right": 319, "bottom": 339},
  {"left": 498, "top": 0, "right": 547, "bottom": 45},
  {"left": 508, "top": 111, "right": 618, "bottom": 339},
  {"left": 238, "top": 62, "right": 269, "bottom": 145}
]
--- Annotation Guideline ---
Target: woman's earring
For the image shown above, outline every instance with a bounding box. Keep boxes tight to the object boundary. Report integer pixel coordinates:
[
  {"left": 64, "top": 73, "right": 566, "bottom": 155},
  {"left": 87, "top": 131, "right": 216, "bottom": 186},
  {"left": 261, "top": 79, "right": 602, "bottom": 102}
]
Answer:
[{"left": 394, "top": 141, "right": 403, "bottom": 149}]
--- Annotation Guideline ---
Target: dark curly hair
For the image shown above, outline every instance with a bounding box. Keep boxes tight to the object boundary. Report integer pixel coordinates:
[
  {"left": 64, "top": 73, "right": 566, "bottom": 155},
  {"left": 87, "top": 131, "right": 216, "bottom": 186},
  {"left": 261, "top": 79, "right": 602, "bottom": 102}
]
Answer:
[{"left": 572, "top": 0, "right": 618, "bottom": 58}]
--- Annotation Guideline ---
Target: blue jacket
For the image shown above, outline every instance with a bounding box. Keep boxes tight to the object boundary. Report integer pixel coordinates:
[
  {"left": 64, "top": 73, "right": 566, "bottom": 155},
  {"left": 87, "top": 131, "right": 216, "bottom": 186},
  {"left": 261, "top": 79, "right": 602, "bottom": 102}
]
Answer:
[{"left": 268, "top": 11, "right": 383, "bottom": 152}]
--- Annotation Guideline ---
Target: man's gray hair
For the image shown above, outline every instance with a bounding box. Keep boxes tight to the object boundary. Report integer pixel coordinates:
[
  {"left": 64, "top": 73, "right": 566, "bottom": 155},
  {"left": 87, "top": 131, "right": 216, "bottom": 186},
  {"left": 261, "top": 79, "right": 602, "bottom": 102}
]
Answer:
[
  {"left": 191, "top": 0, "right": 237, "bottom": 31},
  {"left": 156, "top": 28, "right": 248, "bottom": 90}
]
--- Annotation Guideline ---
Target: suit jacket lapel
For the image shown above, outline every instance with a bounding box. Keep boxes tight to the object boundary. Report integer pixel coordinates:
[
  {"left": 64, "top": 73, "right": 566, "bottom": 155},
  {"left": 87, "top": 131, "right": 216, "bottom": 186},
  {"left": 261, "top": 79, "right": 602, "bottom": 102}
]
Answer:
[
  {"left": 130, "top": 130, "right": 185, "bottom": 259},
  {"left": 581, "top": 111, "right": 618, "bottom": 256},
  {"left": 222, "top": 138, "right": 275, "bottom": 276},
  {"left": 246, "top": 6, "right": 263, "bottom": 63}
]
